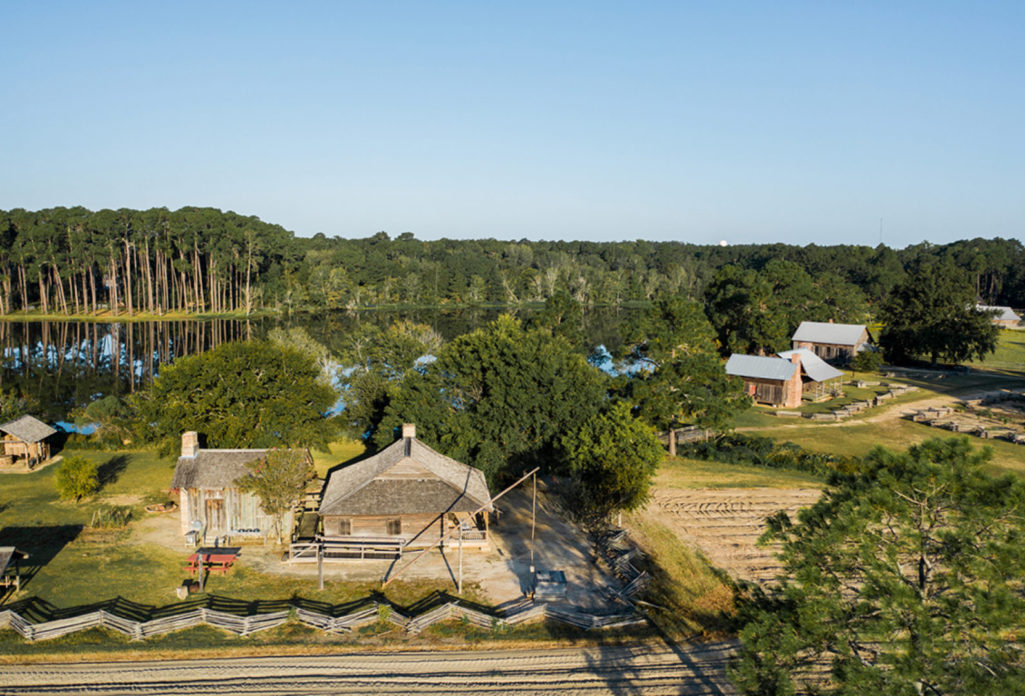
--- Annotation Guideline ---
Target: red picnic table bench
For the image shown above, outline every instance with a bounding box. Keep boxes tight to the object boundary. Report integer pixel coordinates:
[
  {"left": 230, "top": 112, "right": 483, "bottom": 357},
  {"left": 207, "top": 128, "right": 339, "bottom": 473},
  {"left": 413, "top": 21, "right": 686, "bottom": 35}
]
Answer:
[{"left": 184, "top": 547, "right": 241, "bottom": 576}]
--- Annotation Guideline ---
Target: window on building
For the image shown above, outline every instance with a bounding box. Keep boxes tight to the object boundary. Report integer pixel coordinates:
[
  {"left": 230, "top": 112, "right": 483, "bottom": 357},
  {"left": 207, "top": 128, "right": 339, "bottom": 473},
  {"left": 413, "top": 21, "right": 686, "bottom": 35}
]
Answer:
[
  {"left": 337, "top": 519, "right": 351, "bottom": 536},
  {"left": 387, "top": 518, "right": 402, "bottom": 535}
]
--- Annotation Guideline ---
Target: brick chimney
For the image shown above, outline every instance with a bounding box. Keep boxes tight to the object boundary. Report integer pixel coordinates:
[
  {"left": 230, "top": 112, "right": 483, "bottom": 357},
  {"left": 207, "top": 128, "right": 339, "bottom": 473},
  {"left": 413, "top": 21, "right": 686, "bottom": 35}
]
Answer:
[
  {"left": 402, "top": 423, "right": 416, "bottom": 439},
  {"left": 784, "top": 353, "right": 803, "bottom": 408},
  {"left": 181, "top": 431, "right": 200, "bottom": 458}
]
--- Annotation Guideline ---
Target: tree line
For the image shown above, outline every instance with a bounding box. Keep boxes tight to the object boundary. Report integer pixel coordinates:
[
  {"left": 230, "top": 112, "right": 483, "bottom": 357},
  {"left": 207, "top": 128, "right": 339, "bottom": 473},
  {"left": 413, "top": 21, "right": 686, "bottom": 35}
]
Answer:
[{"left": 3, "top": 206, "right": 1025, "bottom": 315}]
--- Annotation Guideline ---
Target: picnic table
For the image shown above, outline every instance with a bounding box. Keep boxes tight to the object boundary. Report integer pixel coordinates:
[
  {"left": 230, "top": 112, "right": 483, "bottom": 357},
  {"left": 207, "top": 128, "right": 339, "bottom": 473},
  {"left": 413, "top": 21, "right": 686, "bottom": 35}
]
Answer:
[{"left": 184, "top": 547, "right": 241, "bottom": 576}]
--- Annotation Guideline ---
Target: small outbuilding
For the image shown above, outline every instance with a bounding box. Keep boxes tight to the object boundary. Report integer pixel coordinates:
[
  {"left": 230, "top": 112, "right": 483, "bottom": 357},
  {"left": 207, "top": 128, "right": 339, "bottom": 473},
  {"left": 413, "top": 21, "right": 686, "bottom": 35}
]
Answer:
[
  {"left": 976, "top": 304, "right": 1021, "bottom": 328},
  {"left": 0, "top": 415, "right": 57, "bottom": 468},
  {"left": 791, "top": 321, "right": 872, "bottom": 363},
  {"left": 319, "top": 424, "right": 493, "bottom": 550},
  {"left": 170, "top": 432, "right": 308, "bottom": 545},
  {"left": 726, "top": 353, "right": 804, "bottom": 408}
]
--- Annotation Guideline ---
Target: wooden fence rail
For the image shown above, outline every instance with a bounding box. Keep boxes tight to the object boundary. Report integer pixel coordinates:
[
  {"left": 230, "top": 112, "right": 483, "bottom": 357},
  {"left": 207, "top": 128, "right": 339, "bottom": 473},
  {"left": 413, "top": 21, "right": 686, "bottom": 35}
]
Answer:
[{"left": 0, "top": 598, "right": 643, "bottom": 642}]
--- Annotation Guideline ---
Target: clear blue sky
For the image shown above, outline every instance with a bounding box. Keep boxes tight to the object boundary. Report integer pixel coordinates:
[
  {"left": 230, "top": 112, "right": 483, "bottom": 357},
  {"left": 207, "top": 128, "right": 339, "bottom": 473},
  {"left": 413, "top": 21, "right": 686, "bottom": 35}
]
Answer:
[{"left": 2, "top": 1, "right": 1023, "bottom": 246}]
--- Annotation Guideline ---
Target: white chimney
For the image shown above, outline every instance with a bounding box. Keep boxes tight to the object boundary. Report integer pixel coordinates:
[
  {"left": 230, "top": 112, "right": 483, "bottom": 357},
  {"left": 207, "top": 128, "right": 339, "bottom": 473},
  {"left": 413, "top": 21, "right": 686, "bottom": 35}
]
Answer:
[
  {"left": 402, "top": 423, "right": 416, "bottom": 439},
  {"left": 181, "top": 431, "right": 200, "bottom": 458}
]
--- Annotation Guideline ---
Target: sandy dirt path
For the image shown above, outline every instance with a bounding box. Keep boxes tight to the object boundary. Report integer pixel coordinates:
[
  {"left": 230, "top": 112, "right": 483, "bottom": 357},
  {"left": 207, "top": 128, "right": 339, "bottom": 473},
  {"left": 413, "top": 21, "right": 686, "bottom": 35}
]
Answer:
[{"left": 0, "top": 643, "right": 739, "bottom": 695}]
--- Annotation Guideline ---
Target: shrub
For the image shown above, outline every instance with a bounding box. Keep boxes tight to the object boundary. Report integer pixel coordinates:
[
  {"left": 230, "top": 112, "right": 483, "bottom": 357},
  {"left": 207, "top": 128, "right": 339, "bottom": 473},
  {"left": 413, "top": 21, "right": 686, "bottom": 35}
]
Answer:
[
  {"left": 851, "top": 348, "right": 884, "bottom": 372},
  {"left": 680, "top": 433, "right": 856, "bottom": 477},
  {"left": 54, "top": 455, "right": 99, "bottom": 502}
]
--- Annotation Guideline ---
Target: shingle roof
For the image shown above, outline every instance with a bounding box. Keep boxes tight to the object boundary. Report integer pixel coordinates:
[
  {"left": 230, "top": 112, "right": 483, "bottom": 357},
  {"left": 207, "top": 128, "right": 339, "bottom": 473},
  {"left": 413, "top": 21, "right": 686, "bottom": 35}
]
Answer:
[
  {"left": 170, "top": 449, "right": 268, "bottom": 489},
  {"left": 791, "top": 321, "right": 868, "bottom": 346},
  {"left": 976, "top": 305, "right": 1021, "bottom": 323},
  {"left": 778, "top": 349, "right": 844, "bottom": 382},
  {"left": 725, "top": 354, "right": 797, "bottom": 382},
  {"left": 320, "top": 435, "right": 493, "bottom": 517},
  {"left": 0, "top": 415, "right": 57, "bottom": 443}
]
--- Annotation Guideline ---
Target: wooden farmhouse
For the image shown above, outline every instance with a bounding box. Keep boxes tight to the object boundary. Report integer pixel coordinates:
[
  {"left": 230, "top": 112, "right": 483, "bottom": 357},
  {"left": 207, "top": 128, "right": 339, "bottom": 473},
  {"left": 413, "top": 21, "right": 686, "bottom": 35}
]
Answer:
[
  {"left": 0, "top": 415, "right": 57, "bottom": 468},
  {"left": 319, "top": 424, "right": 493, "bottom": 551},
  {"left": 726, "top": 350, "right": 843, "bottom": 408},
  {"left": 976, "top": 304, "right": 1021, "bottom": 328},
  {"left": 791, "top": 321, "right": 872, "bottom": 363},
  {"left": 170, "top": 432, "right": 307, "bottom": 545}
]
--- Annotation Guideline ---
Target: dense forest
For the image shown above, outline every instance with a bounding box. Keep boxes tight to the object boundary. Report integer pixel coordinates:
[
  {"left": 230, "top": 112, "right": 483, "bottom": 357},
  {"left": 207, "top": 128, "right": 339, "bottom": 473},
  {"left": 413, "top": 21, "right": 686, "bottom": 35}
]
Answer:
[{"left": 1, "top": 206, "right": 1023, "bottom": 315}]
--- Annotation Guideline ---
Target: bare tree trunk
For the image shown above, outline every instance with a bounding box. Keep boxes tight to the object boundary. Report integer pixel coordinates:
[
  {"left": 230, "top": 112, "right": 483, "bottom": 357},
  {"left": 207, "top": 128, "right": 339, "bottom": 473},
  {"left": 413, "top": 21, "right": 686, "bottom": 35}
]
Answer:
[
  {"left": 109, "top": 255, "right": 120, "bottom": 316},
  {"left": 123, "top": 240, "right": 133, "bottom": 316}
]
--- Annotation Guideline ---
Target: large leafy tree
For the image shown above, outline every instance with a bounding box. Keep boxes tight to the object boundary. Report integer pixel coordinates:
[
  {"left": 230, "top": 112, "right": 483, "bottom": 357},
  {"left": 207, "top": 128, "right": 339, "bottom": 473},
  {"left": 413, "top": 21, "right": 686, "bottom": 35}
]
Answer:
[
  {"left": 705, "top": 260, "right": 867, "bottom": 357},
  {"left": 237, "top": 448, "right": 316, "bottom": 543},
  {"left": 733, "top": 438, "right": 1025, "bottom": 695},
  {"left": 559, "top": 401, "right": 663, "bottom": 524},
  {"left": 336, "top": 320, "right": 443, "bottom": 439},
  {"left": 621, "top": 298, "right": 749, "bottom": 453},
  {"left": 372, "top": 315, "right": 607, "bottom": 483},
  {"left": 133, "top": 340, "right": 337, "bottom": 454},
  {"left": 878, "top": 260, "right": 998, "bottom": 365}
]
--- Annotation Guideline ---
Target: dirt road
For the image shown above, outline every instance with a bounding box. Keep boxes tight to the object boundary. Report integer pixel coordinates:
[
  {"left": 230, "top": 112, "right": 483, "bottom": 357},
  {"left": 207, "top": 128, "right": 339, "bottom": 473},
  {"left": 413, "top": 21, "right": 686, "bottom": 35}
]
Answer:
[{"left": 0, "top": 643, "right": 738, "bottom": 695}]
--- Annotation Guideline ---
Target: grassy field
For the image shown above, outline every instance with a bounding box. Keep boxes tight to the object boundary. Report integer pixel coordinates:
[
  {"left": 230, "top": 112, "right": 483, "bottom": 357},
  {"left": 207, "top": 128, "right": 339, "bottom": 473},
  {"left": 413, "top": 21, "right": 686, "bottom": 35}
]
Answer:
[
  {"left": 655, "top": 456, "right": 824, "bottom": 489},
  {"left": 969, "top": 328, "right": 1025, "bottom": 375},
  {"left": 310, "top": 437, "right": 366, "bottom": 477}
]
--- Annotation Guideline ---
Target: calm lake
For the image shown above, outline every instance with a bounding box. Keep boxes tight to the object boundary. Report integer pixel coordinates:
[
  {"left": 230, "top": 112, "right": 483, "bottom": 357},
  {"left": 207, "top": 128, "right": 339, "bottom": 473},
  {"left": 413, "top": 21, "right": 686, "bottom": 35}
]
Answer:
[{"left": 0, "top": 306, "right": 639, "bottom": 423}]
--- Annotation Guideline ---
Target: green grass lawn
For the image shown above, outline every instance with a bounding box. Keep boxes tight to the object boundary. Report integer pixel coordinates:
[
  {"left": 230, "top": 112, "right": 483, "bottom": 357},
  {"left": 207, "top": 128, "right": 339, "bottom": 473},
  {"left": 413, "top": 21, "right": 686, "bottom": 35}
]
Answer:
[
  {"left": 765, "top": 419, "right": 1025, "bottom": 475},
  {"left": 969, "top": 328, "right": 1025, "bottom": 375},
  {"left": 656, "top": 456, "right": 824, "bottom": 489},
  {"left": 310, "top": 437, "right": 365, "bottom": 478}
]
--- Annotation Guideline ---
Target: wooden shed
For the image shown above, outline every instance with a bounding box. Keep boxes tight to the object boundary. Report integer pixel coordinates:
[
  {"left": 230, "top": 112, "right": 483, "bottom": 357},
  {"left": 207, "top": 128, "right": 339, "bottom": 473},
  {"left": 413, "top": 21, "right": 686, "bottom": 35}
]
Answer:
[
  {"left": 170, "top": 432, "right": 308, "bottom": 545},
  {"left": 0, "top": 415, "right": 57, "bottom": 468},
  {"left": 726, "top": 353, "right": 805, "bottom": 408},
  {"left": 319, "top": 424, "right": 493, "bottom": 551}
]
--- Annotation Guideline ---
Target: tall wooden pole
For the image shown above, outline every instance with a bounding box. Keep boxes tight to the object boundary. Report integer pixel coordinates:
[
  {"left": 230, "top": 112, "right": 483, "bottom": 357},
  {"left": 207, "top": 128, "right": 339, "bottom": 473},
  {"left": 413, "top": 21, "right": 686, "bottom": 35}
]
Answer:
[
  {"left": 318, "top": 544, "right": 324, "bottom": 591},
  {"left": 529, "top": 471, "right": 536, "bottom": 576},
  {"left": 457, "top": 522, "right": 464, "bottom": 595}
]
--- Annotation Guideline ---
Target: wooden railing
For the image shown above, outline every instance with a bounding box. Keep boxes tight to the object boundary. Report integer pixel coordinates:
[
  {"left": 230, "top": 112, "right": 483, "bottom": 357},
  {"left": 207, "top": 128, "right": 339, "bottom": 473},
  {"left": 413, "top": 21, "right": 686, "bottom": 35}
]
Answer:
[{"left": 0, "top": 595, "right": 643, "bottom": 642}]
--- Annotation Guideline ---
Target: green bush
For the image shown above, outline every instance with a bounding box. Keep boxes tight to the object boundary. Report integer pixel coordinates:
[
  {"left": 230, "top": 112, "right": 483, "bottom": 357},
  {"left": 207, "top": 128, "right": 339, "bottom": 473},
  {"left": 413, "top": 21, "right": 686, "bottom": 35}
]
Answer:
[
  {"left": 54, "top": 455, "right": 99, "bottom": 502},
  {"left": 680, "top": 433, "right": 857, "bottom": 477},
  {"left": 851, "top": 348, "right": 884, "bottom": 372}
]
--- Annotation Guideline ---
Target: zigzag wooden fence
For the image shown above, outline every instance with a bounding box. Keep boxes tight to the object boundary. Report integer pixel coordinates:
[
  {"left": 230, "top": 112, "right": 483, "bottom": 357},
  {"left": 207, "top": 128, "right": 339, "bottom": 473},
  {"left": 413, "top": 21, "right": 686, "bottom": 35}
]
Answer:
[{"left": 0, "top": 593, "right": 644, "bottom": 642}]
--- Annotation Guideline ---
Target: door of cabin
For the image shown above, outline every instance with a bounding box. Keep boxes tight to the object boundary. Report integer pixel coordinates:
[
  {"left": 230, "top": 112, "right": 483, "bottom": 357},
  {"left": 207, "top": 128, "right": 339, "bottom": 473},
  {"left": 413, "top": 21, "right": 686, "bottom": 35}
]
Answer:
[{"left": 205, "top": 498, "right": 226, "bottom": 537}]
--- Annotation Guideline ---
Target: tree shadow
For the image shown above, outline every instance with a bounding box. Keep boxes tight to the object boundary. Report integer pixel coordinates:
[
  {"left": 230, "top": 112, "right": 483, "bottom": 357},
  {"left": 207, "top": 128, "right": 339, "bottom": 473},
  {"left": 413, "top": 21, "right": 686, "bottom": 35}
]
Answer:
[
  {"left": 0, "top": 524, "right": 82, "bottom": 600},
  {"left": 97, "top": 454, "right": 129, "bottom": 489}
]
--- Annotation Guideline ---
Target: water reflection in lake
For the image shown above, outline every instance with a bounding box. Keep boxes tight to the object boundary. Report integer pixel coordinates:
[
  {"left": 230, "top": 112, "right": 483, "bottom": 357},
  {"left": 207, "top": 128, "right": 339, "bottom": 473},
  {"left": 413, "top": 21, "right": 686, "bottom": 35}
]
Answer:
[{"left": 0, "top": 305, "right": 639, "bottom": 422}]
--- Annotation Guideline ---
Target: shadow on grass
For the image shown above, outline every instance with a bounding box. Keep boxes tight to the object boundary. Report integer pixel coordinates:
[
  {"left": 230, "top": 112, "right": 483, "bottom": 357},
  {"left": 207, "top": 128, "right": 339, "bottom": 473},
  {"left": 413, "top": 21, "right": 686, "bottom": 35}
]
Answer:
[
  {"left": 96, "top": 454, "right": 129, "bottom": 489},
  {"left": 0, "top": 525, "right": 82, "bottom": 600}
]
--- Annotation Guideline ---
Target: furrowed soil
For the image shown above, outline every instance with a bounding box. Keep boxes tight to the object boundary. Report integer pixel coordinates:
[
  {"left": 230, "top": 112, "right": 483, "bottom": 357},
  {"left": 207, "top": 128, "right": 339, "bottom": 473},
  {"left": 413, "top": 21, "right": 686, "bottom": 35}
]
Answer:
[{"left": 648, "top": 488, "right": 822, "bottom": 583}]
